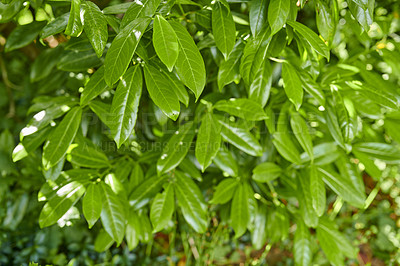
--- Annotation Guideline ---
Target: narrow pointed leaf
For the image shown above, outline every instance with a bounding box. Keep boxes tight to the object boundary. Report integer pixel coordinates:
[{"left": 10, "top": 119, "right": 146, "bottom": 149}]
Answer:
[
  {"left": 268, "top": 0, "right": 290, "bottom": 35},
  {"left": 80, "top": 66, "right": 109, "bottom": 106},
  {"left": 65, "top": 0, "right": 83, "bottom": 37},
  {"left": 174, "top": 171, "right": 207, "bottom": 233},
  {"left": 83, "top": 183, "right": 103, "bottom": 228},
  {"left": 294, "top": 221, "right": 312, "bottom": 266},
  {"left": 290, "top": 112, "right": 314, "bottom": 161},
  {"left": 100, "top": 182, "right": 126, "bottom": 244},
  {"left": 42, "top": 107, "right": 82, "bottom": 170},
  {"left": 39, "top": 181, "right": 85, "bottom": 228},
  {"left": 150, "top": 183, "right": 175, "bottom": 232},
  {"left": 310, "top": 164, "right": 325, "bottom": 217},
  {"left": 157, "top": 122, "right": 195, "bottom": 174},
  {"left": 282, "top": 62, "right": 303, "bottom": 110},
  {"left": 287, "top": 20, "right": 330, "bottom": 60},
  {"left": 104, "top": 17, "right": 150, "bottom": 86},
  {"left": 120, "top": 0, "right": 161, "bottom": 29},
  {"left": 129, "top": 175, "right": 167, "bottom": 209},
  {"left": 195, "top": 112, "right": 222, "bottom": 171},
  {"left": 230, "top": 183, "right": 250, "bottom": 238},
  {"left": 252, "top": 162, "right": 281, "bottom": 183},
  {"left": 218, "top": 40, "right": 244, "bottom": 90},
  {"left": 153, "top": 15, "right": 179, "bottom": 71},
  {"left": 110, "top": 65, "right": 142, "bottom": 147},
  {"left": 249, "top": 0, "right": 267, "bottom": 36},
  {"left": 214, "top": 98, "right": 268, "bottom": 121},
  {"left": 209, "top": 178, "right": 238, "bottom": 204},
  {"left": 143, "top": 63, "right": 180, "bottom": 120},
  {"left": 69, "top": 145, "right": 110, "bottom": 168},
  {"left": 82, "top": 1, "right": 108, "bottom": 58},
  {"left": 169, "top": 21, "right": 206, "bottom": 99},
  {"left": 212, "top": 1, "right": 236, "bottom": 59}
]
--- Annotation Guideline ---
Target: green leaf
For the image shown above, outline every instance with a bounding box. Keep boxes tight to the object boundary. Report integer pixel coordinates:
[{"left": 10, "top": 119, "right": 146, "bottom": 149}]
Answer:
[
  {"left": 318, "top": 167, "right": 366, "bottom": 208},
  {"left": 316, "top": 0, "right": 337, "bottom": 46},
  {"left": 217, "top": 40, "right": 244, "bottom": 90},
  {"left": 143, "top": 62, "right": 180, "bottom": 120},
  {"left": 174, "top": 171, "right": 207, "bottom": 233},
  {"left": 310, "top": 164, "right": 325, "bottom": 217},
  {"left": 230, "top": 183, "right": 250, "bottom": 238},
  {"left": 153, "top": 15, "right": 179, "bottom": 71},
  {"left": 80, "top": 66, "right": 109, "bottom": 106},
  {"left": 129, "top": 162, "right": 144, "bottom": 193},
  {"left": 348, "top": 0, "right": 373, "bottom": 31},
  {"left": 104, "top": 17, "right": 150, "bottom": 86},
  {"left": 5, "top": 21, "right": 46, "bottom": 52},
  {"left": 89, "top": 100, "right": 114, "bottom": 129},
  {"left": 209, "top": 178, "right": 238, "bottom": 204},
  {"left": 251, "top": 204, "right": 268, "bottom": 249},
  {"left": 214, "top": 98, "right": 268, "bottom": 121},
  {"left": 65, "top": 0, "right": 83, "bottom": 37},
  {"left": 298, "top": 170, "right": 319, "bottom": 228},
  {"left": 150, "top": 183, "right": 175, "bottom": 232},
  {"left": 294, "top": 221, "right": 312, "bottom": 266},
  {"left": 324, "top": 104, "right": 346, "bottom": 149},
  {"left": 169, "top": 21, "right": 206, "bottom": 99},
  {"left": 353, "top": 142, "right": 400, "bottom": 163},
  {"left": 218, "top": 117, "right": 262, "bottom": 156},
  {"left": 30, "top": 46, "right": 63, "bottom": 82},
  {"left": 317, "top": 218, "right": 358, "bottom": 265},
  {"left": 252, "top": 162, "right": 281, "bottom": 183},
  {"left": 0, "top": 0, "right": 23, "bottom": 23},
  {"left": 249, "top": 0, "right": 267, "bottom": 36},
  {"left": 94, "top": 230, "right": 114, "bottom": 252},
  {"left": 287, "top": 20, "right": 330, "bottom": 60},
  {"left": 100, "top": 182, "right": 126, "bottom": 244},
  {"left": 57, "top": 49, "right": 102, "bottom": 72},
  {"left": 248, "top": 59, "right": 272, "bottom": 107},
  {"left": 110, "top": 65, "right": 143, "bottom": 148},
  {"left": 39, "top": 181, "right": 85, "bottom": 228},
  {"left": 103, "top": 2, "right": 132, "bottom": 14},
  {"left": 82, "top": 1, "right": 108, "bottom": 58},
  {"left": 272, "top": 132, "right": 302, "bottom": 165},
  {"left": 129, "top": 175, "right": 167, "bottom": 209},
  {"left": 42, "top": 107, "right": 82, "bottom": 170},
  {"left": 83, "top": 183, "right": 103, "bottom": 228},
  {"left": 290, "top": 112, "right": 314, "bottom": 161},
  {"left": 126, "top": 211, "right": 140, "bottom": 250},
  {"left": 213, "top": 146, "right": 239, "bottom": 177},
  {"left": 157, "top": 122, "right": 195, "bottom": 175},
  {"left": 40, "top": 13, "right": 69, "bottom": 39},
  {"left": 282, "top": 62, "right": 303, "bottom": 110},
  {"left": 68, "top": 144, "right": 110, "bottom": 168},
  {"left": 195, "top": 112, "right": 222, "bottom": 171},
  {"left": 268, "top": 0, "right": 290, "bottom": 35},
  {"left": 212, "top": 1, "right": 236, "bottom": 59},
  {"left": 120, "top": 0, "right": 161, "bottom": 29}
]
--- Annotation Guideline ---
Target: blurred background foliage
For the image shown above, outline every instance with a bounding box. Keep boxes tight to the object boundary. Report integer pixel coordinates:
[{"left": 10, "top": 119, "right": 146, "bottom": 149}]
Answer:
[{"left": 1, "top": 0, "right": 400, "bottom": 265}]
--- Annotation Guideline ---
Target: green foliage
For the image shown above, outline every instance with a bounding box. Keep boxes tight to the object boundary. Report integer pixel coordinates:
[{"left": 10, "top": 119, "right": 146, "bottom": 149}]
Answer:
[{"left": 1, "top": 0, "right": 400, "bottom": 265}]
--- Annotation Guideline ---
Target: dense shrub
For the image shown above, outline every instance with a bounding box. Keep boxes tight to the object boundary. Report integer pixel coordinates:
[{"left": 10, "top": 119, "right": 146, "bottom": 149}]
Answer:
[{"left": 1, "top": 0, "right": 400, "bottom": 265}]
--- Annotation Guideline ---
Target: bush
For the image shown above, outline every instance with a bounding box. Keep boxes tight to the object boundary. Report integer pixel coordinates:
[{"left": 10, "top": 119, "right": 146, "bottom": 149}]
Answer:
[{"left": 1, "top": 0, "right": 400, "bottom": 265}]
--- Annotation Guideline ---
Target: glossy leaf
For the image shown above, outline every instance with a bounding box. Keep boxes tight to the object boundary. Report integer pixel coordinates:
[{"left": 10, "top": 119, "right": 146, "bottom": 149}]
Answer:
[
  {"left": 174, "top": 171, "right": 207, "bottom": 233},
  {"left": 129, "top": 175, "right": 167, "bottom": 209},
  {"left": 209, "top": 178, "right": 238, "bottom": 204},
  {"left": 217, "top": 40, "right": 245, "bottom": 90},
  {"left": 82, "top": 1, "right": 108, "bottom": 58},
  {"left": 100, "top": 182, "right": 126, "bottom": 244},
  {"left": 282, "top": 62, "right": 303, "bottom": 110},
  {"left": 5, "top": 21, "right": 46, "bottom": 52},
  {"left": 143, "top": 62, "right": 180, "bottom": 120},
  {"left": 310, "top": 164, "right": 325, "bottom": 217},
  {"left": 170, "top": 21, "right": 206, "bottom": 99},
  {"left": 214, "top": 98, "right": 268, "bottom": 121},
  {"left": 287, "top": 20, "right": 330, "bottom": 60},
  {"left": 157, "top": 122, "right": 195, "bottom": 175},
  {"left": 80, "top": 66, "right": 109, "bottom": 106},
  {"left": 294, "top": 221, "right": 312, "bottom": 266},
  {"left": 290, "top": 112, "right": 313, "bottom": 161},
  {"left": 153, "top": 15, "right": 179, "bottom": 71},
  {"left": 39, "top": 181, "right": 85, "bottom": 228},
  {"left": 83, "top": 183, "right": 103, "bottom": 228},
  {"left": 42, "top": 107, "right": 82, "bottom": 170},
  {"left": 213, "top": 146, "right": 239, "bottom": 177},
  {"left": 218, "top": 117, "right": 263, "bottom": 156},
  {"left": 150, "top": 183, "right": 174, "bottom": 232},
  {"left": 195, "top": 112, "right": 222, "bottom": 171},
  {"left": 230, "top": 183, "right": 249, "bottom": 238},
  {"left": 65, "top": 0, "right": 83, "bottom": 37},
  {"left": 104, "top": 17, "right": 150, "bottom": 86},
  {"left": 120, "top": 0, "right": 161, "bottom": 29},
  {"left": 249, "top": 0, "right": 267, "bottom": 36},
  {"left": 110, "top": 65, "right": 142, "bottom": 148},
  {"left": 212, "top": 1, "right": 236, "bottom": 59},
  {"left": 69, "top": 145, "right": 110, "bottom": 168},
  {"left": 252, "top": 162, "right": 281, "bottom": 183},
  {"left": 268, "top": 0, "right": 290, "bottom": 35}
]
